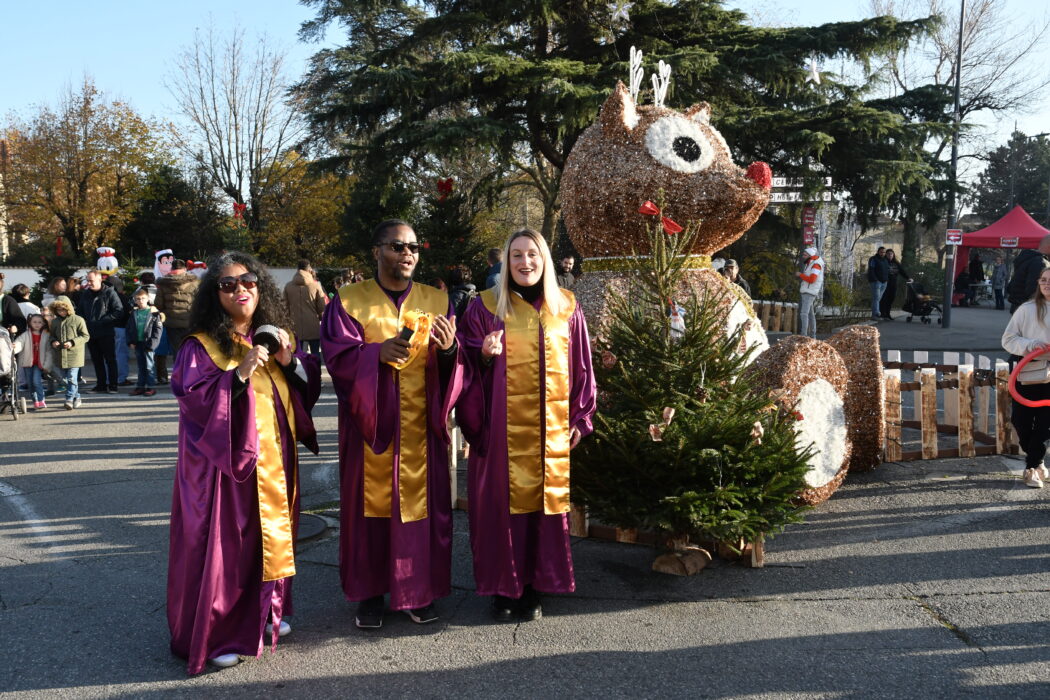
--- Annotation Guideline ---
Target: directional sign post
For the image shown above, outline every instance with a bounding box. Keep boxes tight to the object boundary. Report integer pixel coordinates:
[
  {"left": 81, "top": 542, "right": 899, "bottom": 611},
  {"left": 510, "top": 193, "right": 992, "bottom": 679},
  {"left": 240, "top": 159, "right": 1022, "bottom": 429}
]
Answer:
[{"left": 946, "top": 229, "right": 963, "bottom": 245}]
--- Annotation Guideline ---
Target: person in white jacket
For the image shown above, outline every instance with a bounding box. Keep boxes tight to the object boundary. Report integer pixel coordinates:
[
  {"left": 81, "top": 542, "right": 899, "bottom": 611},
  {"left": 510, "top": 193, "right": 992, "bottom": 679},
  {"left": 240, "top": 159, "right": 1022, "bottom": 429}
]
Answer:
[
  {"left": 796, "top": 246, "right": 824, "bottom": 338},
  {"left": 1002, "top": 267, "right": 1050, "bottom": 488},
  {"left": 14, "top": 314, "right": 54, "bottom": 410}
]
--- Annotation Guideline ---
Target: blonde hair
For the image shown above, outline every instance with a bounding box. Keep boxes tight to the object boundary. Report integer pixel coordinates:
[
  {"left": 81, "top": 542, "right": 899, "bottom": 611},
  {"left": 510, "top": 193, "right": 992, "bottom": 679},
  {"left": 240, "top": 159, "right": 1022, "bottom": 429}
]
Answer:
[{"left": 493, "top": 228, "right": 566, "bottom": 320}]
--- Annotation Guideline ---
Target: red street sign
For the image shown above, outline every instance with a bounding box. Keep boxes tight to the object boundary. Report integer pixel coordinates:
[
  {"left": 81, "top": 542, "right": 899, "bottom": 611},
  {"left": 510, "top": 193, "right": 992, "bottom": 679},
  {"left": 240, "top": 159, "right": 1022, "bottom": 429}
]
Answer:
[
  {"left": 1000, "top": 237, "right": 1019, "bottom": 248},
  {"left": 946, "top": 229, "right": 963, "bottom": 245},
  {"left": 802, "top": 206, "right": 816, "bottom": 224},
  {"left": 803, "top": 231, "right": 815, "bottom": 245}
]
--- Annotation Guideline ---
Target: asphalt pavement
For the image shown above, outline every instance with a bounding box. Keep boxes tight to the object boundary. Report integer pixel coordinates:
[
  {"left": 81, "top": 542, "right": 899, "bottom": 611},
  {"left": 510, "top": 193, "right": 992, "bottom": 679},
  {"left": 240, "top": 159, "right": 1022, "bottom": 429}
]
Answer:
[{"left": 1, "top": 309, "right": 1048, "bottom": 698}]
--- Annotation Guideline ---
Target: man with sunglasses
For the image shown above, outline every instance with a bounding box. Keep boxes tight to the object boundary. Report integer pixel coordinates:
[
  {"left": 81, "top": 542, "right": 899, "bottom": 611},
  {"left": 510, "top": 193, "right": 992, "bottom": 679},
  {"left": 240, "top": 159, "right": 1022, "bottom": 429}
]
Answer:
[{"left": 321, "top": 219, "right": 462, "bottom": 630}]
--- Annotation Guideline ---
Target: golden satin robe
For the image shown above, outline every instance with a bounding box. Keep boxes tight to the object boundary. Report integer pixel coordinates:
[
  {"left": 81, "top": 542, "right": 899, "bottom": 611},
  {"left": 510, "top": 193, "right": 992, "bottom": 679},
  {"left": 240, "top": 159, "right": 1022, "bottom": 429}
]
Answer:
[
  {"left": 192, "top": 331, "right": 298, "bottom": 582},
  {"left": 480, "top": 288, "right": 576, "bottom": 515},
  {"left": 339, "top": 280, "right": 449, "bottom": 523}
]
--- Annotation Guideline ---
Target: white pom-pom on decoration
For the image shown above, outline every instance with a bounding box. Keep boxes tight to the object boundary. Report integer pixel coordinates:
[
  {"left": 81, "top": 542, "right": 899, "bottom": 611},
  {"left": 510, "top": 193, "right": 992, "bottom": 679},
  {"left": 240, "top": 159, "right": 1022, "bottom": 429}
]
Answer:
[
  {"left": 793, "top": 378, "right": 847, "bottom": 488},
  {"left": 651, "top": 60, "right": 671, "bottom": 108}
]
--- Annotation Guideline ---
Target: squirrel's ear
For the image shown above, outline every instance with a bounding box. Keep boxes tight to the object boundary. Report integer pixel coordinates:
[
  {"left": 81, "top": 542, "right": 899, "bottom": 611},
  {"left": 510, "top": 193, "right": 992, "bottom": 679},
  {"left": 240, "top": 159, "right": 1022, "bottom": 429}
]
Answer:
[
  {"left": 600, "top": 81, "right": 640, "bottom": 136},
  {"left": 685, "top": 102, "right": 711, "bottom": 124}
]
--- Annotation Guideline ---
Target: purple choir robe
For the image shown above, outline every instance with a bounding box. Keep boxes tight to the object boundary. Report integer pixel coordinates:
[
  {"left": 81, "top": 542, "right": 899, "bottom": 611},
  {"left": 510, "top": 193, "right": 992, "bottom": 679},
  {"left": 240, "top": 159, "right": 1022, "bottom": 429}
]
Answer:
[
  {"left": 167, "top": 337, "right": 320, "bottom": 675},
  {"left": 320, "top": 284, "right": 463, "bottom": 610},
  {"left": 456, "top": 294, "right": 597, "bottom": 598}
]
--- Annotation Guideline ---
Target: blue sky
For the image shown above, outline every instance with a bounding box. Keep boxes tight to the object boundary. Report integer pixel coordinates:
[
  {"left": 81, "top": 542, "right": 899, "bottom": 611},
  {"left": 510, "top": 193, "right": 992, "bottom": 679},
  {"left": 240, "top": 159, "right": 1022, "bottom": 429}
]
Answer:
[{"left": 1, "top": 0, "right": 1046, "bottom": 142}]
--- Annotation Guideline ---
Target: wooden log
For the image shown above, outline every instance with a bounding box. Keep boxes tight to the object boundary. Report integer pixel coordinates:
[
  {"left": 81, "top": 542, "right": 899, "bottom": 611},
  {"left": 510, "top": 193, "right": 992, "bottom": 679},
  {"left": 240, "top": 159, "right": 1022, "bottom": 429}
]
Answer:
[
  {"left": 920, "top": 367, "right": 938, "bottom": 459},
  {"left": 884, "top": 369, "right": 903, "bottom": 462},
  {"left": 913, "top": 350, "right": 929, "bottom": 364},
  {"left": 615, "top": 527, "right": 638, "bottom": 544},
  {"left": 943, "top": 352, "right": 960, "bottom": 428},
  {"left": 568, "top": 503, "right": 589, "bottom": 537},
  {"left": 788, "top": 303, "right": 798, "bottom": 334},
  {"left": 958, "top": 364, "right": 975, "bottom": 458},
  {"left": 887, "top": 350, "right": 902, "bottom": 363},
  {"left": 759, "top": 300, "right": 772, "bottom": 330},
  {"left": 978, "top": 355, "right": 991, "bottom": 434},
  {"left": 996, "top": 360, "right": 1013, "bottom": 454},
  {"left": 772, "top": 302, "right": 783, "bottom": 332},
  {"left": 750, "top": 537, "right": 765, "bottom": 569}
]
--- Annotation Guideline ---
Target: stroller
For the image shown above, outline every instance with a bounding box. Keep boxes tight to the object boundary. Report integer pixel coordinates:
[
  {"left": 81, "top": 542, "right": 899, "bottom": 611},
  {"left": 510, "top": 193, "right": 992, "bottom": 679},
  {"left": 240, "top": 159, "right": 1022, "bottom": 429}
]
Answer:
[
  {"left": 0, "top": 328, "right": 27, "bottom": 420},
  {"left": 902, "top": 280, "right": 943, "bottom": 325}
]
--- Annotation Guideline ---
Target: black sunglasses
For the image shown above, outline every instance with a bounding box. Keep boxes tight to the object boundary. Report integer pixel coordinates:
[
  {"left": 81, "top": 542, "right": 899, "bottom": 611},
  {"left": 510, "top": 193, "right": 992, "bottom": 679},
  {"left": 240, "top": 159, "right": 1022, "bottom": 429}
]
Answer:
[
  {"left": 217, "top": 273, "right": 259, "bottom": 293},
  {"left": 381, "top": 241, "right": 421, "bottom": 254}
]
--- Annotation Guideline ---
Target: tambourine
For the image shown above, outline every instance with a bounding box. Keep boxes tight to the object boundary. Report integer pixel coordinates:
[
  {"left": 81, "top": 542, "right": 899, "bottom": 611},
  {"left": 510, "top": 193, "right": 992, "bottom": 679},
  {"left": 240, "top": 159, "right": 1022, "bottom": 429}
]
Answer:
[{"left": 1008, "top": 345, "right": 1050, "bottom": 407}]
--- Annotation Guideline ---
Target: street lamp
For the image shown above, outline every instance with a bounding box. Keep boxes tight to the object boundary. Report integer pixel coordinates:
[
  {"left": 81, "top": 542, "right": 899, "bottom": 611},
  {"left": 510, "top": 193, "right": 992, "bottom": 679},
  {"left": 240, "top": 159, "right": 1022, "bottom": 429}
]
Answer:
[{"left": 943, "top": 0, "right": 965, "bottom": 330}]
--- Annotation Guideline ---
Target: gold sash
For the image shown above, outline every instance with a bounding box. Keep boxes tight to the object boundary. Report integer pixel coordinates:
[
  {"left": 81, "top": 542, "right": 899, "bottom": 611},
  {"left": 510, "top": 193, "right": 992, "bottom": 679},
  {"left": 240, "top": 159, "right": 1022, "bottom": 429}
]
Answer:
[
  {"left": 481, "top": 288, "right": 575, "bottom": 514},
  {"left": 192, "top": 331, "right": 298, "bottom": 582},
  {"left": 339, "top": 280, "right": 448, "bottom": 522}
]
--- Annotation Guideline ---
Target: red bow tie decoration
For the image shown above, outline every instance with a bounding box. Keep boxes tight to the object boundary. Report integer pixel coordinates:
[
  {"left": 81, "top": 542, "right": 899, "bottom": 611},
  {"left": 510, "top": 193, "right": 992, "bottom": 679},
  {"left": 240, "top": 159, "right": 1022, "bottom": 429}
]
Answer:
[
  {"left": 638, "top": 200, "right": 683, "bottom": 235},
  {"left": 232, "top": 202, "right": 248, "bottom": 219},
  {"left": 437, "top": 178, "right": 454, "bottom": 201}
]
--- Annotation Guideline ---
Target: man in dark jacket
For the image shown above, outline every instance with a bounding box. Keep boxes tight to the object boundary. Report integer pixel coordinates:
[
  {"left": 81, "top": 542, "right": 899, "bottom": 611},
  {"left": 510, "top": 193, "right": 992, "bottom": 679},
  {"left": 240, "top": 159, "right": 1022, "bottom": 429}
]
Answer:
[
  {"left": 867, "top": 247, "right": 890, "bottom": 320},
  {"left": 1007, "top": 236, "right": 1050, "bottom": 312},
  {"left": 76, "top": 270, "right": 125, "bottom": 393}
]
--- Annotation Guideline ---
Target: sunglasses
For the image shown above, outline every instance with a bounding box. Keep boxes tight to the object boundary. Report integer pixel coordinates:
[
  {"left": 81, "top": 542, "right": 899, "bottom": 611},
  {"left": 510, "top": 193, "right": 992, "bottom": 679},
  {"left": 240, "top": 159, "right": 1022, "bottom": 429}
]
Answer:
[
  {"left": 381, "top": 241, "right": 421, "bottom": 255},
  {"left": 217, "top": 273, "right": 259, "bottom": 293}
]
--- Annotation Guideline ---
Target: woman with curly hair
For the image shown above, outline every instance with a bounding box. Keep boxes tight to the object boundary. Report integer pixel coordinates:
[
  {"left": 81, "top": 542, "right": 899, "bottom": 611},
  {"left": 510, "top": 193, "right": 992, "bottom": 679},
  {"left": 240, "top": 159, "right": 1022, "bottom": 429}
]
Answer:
[{"left": 167, "top": 251, "right": 322, "bottom": 674}]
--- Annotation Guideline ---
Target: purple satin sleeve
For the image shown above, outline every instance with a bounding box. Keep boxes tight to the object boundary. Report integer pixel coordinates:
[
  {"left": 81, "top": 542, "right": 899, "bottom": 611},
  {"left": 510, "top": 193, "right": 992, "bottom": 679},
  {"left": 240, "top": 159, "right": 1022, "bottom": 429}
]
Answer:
[
  {"left": 320, "top": 298, "right": 397, "bottom": 454},
  {"left": 568, "top": 303, "right": 597, "bottom": 439},
  {"left": 428, "top": 298, "right": 465, "bottom": 442},
  {"left": 454, "top": 296, "right": 499, "bottom": 451},
  {"left": 172, "top": 337, "right": 257, "bottom": 483},
  {"left": 290, "top": 349, "right": 321, "bottom": 454}
]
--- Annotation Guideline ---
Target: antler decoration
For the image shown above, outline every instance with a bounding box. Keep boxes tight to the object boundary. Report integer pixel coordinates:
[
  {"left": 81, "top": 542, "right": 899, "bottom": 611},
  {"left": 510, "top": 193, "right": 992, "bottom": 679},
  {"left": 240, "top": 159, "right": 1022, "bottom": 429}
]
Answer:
[
  {"left": 628, "top": 45, "right": 644, "bottom": 102},
  {"left": 651, "top": 60, "right": 671, "bottom": 108}
]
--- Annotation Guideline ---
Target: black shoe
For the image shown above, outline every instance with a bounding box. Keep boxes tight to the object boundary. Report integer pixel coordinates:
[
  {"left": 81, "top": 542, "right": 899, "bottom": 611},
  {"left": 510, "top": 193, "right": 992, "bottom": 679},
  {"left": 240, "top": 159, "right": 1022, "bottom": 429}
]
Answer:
[
  {"left": 91, "top": 385, "right": 107, "bottom": 393},
  {"left": 404, "top": 604, "right": 438, "bottom": 624},
  {"left": 355, "top": 595, "right": 385, "bottom": 629},
  {"left": 516, "top": 585, "right": 542, "bottom": 622},
  {"left": 106, "top": 386, "right": 118, "bottom": 394},
  {"left": 492, "top": 595, "right": 516, "bottom": 623}
]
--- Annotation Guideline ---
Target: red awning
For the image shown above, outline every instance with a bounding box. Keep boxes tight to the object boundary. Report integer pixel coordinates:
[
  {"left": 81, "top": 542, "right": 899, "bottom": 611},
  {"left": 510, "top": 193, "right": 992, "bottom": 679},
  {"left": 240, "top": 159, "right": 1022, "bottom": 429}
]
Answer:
[{"left": 954, "top": 205, "right": 1050, "bottom": 277}]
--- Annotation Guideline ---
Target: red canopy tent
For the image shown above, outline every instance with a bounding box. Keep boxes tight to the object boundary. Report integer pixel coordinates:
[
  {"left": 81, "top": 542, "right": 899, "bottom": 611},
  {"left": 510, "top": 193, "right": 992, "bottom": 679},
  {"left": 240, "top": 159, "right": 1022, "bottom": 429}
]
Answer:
[{"left": 953, "top": 205, "right": 1050, "bottom": 278}]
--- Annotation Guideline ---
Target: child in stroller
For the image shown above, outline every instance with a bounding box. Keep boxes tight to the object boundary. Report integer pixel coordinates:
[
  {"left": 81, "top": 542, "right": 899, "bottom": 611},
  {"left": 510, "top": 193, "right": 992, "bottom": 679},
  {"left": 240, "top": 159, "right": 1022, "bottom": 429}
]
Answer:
[
  {"left": 902, "top": 280, "right": 943, "bottom": 325},
  {"left": 0, "top": 327, "right": 27, "bottom": 418}
]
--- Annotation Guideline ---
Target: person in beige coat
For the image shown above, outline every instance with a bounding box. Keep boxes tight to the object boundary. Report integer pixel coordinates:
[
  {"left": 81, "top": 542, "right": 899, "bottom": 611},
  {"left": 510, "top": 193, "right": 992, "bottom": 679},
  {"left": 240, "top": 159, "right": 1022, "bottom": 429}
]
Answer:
[
  {"left": 1002, "top": 267, "right": 1050, "bottom": 488},
  {"left": 283, "top": 260, "right": 327, "bottom": 356}
]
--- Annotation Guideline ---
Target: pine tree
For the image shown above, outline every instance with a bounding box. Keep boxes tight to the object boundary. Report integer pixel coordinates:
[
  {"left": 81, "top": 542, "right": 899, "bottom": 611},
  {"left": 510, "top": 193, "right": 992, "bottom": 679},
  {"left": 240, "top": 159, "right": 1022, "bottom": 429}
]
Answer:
[
  {"left": 972, "top": 132, "right": 1050, "bottom": 225},
  {"left": 414, "top": 178, "right": 488, "bottom": 285},
  {"left": 573, "top": 215, "right": 811, "bottom": 552},
  {"left": 296, "top": 0, "right": 941, "bottom": 241}
]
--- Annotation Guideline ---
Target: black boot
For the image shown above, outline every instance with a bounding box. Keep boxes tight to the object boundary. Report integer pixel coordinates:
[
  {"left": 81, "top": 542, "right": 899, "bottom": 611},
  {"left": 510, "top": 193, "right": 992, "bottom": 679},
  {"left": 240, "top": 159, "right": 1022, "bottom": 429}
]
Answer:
[{"left": 517, "top": 585, "right": 542, "bottom": 622}]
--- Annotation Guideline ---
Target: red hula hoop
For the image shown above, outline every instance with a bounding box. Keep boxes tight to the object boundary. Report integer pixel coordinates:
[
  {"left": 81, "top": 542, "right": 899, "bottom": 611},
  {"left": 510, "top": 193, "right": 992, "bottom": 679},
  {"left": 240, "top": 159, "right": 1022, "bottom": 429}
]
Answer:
[{"left": 1008, "top": 345, "right": 1050, "bottom": 407}]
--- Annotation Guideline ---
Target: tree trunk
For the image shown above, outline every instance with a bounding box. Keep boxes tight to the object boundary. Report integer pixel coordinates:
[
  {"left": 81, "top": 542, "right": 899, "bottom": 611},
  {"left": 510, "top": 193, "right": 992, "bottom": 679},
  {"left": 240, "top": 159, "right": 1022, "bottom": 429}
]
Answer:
[{"left": 901, "top": 214, "right": 920, "bottom": 270}]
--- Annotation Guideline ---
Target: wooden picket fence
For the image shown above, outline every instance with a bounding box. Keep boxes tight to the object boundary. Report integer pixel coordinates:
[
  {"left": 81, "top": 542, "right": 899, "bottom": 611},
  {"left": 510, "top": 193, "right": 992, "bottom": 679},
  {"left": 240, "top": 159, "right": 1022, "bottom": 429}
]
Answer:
[
  {"left": 752, "top": 300, "right": 798, "bottom": 334},
  {"left": 883, "top": 350, "right": 1020, "bottom": 461}
]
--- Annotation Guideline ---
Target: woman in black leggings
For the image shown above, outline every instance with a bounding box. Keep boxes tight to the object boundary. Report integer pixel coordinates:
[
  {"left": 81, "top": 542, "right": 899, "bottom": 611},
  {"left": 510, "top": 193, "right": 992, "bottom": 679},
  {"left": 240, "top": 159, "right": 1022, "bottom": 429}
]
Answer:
[{"left": 1002, "top": 267, "right": 1050, "bottom": 488}]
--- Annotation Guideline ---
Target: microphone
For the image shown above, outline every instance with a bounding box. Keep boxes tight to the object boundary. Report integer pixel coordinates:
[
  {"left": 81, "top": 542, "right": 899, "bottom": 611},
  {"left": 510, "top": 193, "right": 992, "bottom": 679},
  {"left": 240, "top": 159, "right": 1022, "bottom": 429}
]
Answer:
[{"left": 253, "top": 324, "right": 283, "bottom": 355}]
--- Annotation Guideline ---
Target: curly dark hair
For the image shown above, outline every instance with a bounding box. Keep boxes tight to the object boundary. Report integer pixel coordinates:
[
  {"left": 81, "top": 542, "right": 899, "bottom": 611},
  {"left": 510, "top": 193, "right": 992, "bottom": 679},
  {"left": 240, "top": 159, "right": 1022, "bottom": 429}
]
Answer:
[{"left": 186, "top": 251, "right": 292, "bottom": 359}]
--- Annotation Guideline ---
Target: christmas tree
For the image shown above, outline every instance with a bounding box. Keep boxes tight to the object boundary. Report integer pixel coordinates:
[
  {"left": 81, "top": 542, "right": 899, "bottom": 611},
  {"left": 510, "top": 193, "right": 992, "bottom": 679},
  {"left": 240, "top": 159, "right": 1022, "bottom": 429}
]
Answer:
[
  {"left": 414, "top": 178, "right": 488, "bottom": 286},
  {"left": 572, "top": 210, "right": 812, "bottom": 562}
]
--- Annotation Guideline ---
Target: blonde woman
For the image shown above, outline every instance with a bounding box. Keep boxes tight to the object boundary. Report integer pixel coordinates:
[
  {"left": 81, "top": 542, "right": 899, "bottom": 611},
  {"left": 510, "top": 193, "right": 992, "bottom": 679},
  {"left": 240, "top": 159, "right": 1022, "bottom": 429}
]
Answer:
[
  {"left": 456, "top": 229, "right": 596, "bottom": 622},
  {"left": 1002, "top": 267, "right": 1050, "bottom": 488}
]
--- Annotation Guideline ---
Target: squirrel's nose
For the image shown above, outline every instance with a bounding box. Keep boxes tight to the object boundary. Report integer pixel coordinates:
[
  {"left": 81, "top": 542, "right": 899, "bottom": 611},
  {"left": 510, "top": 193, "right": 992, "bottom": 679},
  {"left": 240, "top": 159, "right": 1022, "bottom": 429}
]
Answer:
[{"left": 746, "top": 162, "right": 772, "bottom": 190}]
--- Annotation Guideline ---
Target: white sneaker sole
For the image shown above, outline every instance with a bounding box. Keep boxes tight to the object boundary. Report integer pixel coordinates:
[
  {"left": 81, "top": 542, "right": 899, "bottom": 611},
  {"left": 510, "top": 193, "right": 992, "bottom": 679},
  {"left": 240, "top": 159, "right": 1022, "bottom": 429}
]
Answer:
[
  {"left": 209, "top": 653, "right": 240, "bottom": 668},
  {"left": 265, "top": 620, "right": 291, "bottom": 637}
]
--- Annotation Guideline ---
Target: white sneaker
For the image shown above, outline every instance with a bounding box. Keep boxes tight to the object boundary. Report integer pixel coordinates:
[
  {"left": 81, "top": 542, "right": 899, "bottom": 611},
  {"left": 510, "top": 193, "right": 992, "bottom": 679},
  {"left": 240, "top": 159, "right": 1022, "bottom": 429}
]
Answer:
[
  {"left": 1037, "top": 466, "right": 1050, "bottom": 481},
  {"left": 265, "top": 620, "right": 291, "bottom": 637},
  {"left": 208, "top": 653, "right": 240, "bottom": 668},
  {"left": 1023, "top": 468, "right": 1044, "bottom": 489}
]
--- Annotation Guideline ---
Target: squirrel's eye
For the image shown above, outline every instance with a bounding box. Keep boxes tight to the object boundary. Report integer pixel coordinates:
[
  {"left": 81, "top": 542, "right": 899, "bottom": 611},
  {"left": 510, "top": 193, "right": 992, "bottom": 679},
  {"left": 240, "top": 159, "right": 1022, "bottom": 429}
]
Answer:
[{"left": 645, "top": 117, "right": 714, "bottom": 174}]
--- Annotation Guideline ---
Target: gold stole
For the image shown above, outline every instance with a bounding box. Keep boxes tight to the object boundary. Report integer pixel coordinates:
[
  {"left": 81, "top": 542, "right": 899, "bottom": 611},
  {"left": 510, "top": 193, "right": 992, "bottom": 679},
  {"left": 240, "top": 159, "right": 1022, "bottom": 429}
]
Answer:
[
  {"left": 192, "top": 331, "right": 298, "bottom": 582},
  {"left": 481, "top": 288, "right": 575, "bottom": 514},
  {"left": 339, "top": 280, "right": 447, "bottom": 523}
]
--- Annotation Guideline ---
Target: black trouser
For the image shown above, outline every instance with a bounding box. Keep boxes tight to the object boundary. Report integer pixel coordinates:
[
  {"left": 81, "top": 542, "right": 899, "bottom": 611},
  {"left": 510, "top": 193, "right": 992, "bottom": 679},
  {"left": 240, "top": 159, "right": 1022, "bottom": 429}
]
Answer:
[
  {"left": 87, "top": 334, "right": 118, "bottom": 389},
  {"left": 880, "top": 276, "right": 899, "bottom": 318},
  {"left": 1011, "top": 382, "right": 1050, "bottom": 469}
]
